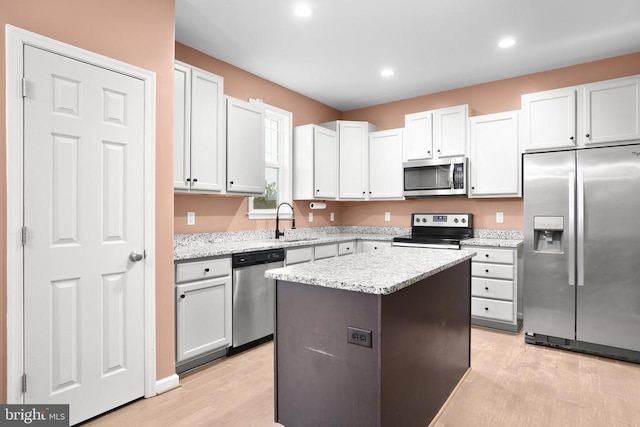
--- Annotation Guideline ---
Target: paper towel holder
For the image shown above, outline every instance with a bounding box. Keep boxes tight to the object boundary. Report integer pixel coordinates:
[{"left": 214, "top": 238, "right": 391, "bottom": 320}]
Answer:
[{"left": 309, "top": 202, "right": 326, "bottom": 209}]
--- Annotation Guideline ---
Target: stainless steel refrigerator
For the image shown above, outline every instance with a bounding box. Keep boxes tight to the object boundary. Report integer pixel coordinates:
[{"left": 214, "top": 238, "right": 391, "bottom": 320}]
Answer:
[{"left": 523, "top": 143, "right": 640, "bottom": 361}]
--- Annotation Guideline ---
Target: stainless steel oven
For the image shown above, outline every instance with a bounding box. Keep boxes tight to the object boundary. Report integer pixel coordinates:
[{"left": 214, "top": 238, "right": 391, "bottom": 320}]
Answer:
[{"left": 392, "top": 213, "right": 473, "bottom": 249}]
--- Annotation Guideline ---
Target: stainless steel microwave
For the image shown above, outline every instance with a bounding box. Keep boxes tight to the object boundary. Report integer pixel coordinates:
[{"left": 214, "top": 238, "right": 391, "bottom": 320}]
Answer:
[{"left": 403, "top": 157, "right": 468, "bottom": 197}]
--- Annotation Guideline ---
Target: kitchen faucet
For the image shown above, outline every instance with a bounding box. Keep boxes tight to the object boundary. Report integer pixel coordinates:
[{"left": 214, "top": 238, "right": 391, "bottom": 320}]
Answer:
[{"left": 275, "top": 202, "right": 296, "bottom": 239}]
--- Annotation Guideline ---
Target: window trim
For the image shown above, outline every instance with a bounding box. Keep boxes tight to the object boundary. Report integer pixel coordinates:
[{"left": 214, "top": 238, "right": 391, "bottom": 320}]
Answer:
[{"left": 248, "top": 100, "right": 293, "bottom": 220}]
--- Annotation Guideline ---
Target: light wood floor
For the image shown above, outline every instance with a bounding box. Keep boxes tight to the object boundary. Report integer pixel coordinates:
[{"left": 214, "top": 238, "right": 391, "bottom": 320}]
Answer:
[{"left": 85, "top": 327, "right": 640, "bottom": 426}]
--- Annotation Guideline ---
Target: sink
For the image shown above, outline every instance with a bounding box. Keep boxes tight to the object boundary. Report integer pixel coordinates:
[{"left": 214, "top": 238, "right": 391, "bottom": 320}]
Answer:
[{"left": 281, "top": 237, "right": 320, "bottom": 243}]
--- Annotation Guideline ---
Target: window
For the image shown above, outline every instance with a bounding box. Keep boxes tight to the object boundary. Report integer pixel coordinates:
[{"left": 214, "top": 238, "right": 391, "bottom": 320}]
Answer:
[{"left": 248, "top": 100, "right": 293, "bottom": 219}]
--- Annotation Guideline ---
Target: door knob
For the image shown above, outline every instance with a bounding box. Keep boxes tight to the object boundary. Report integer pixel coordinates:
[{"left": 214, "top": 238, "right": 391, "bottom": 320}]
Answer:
[{"left": 129, "top": 251, "right": 144, "bottom": 262}]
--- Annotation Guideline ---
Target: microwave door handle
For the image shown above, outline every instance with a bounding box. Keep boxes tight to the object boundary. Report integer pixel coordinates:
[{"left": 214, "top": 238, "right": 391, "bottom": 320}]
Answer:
[{"left": 449, "top": 165, "right": 455, "bottom": 189}]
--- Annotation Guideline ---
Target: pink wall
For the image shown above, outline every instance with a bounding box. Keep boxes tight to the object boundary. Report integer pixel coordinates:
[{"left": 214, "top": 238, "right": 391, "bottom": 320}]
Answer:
[
  {"left": 0, "top": 0, "right": 176, "bottom": 401},
  {"left": 175, "top": 51, "right": 640, "bottom": 235},
  {"left": 174, "top": 43, "right": 344, "bottom": 233}
]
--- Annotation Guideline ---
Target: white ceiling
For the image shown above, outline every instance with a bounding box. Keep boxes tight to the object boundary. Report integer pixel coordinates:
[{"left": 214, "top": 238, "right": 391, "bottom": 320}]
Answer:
[{"left": 175, "top": 0, "right": 640, "bottom": 111}]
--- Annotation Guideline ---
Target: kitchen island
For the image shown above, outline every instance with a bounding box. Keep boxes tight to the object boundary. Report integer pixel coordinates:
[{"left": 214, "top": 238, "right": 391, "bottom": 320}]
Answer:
[{"left": 265, "top": 246, "right": 475, "bottom": 427}]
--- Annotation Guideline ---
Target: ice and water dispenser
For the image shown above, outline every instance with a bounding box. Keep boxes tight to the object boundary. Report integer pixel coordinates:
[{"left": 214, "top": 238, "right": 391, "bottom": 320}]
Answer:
[{"left": 533, "top": 216, "right": 564, "bottom": 253}]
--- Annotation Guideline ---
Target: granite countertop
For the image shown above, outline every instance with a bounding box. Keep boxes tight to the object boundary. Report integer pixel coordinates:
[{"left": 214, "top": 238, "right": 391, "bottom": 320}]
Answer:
[
  {"left": 173, "top": 227, "right": 523, "bottom": 261},
  {"left": 174, "top": 233, "right": 396, "bottom": 261},
  {"left": 462, "top": 238, "right": 523, "bottom": 248},
  {"left": 265, "top": 246, "right": 476, "bottom": 295}
]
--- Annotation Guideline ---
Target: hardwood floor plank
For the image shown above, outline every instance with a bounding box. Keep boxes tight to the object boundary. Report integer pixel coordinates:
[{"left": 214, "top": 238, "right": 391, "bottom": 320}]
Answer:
[{"left": 86, "top": 328, "right": 640, "bottom": 427}]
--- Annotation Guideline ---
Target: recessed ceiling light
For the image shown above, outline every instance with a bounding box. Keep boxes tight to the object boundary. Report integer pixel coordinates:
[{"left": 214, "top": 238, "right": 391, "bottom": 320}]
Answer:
[
  {"left": 294, "top": 4, "right": 313, "bottom": 18},
  {"left": 498, "top": 37, "right": 516, "bottom": 48},
  {"left": 380, "top": 68, "right": 395, "bottom": 77}
]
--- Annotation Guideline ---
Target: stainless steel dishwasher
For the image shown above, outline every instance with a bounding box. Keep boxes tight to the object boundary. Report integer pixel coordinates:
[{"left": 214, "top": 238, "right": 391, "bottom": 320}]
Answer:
[{"left": 230, "top": 248, "right": 285, "bottom": 353}]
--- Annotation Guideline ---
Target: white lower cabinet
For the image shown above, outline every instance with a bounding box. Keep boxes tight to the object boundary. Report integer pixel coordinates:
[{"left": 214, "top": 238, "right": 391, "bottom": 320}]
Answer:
[
  {"left": 338, "top": 241, "right": 356, "bottom": 256},
  {"left": 285, "top": 240, "right": 357, "bottom": 265},
  {"left": 175, "top": 257, "right": 232, "bottom": 369},
  {"left": 314, "top": 243, "right": 338, "bottom": 260},
  {"left": 285, "top": 247, "right": 314, "bottom": 265},
  {"left": 469, "top": 246, "right": 522, "bottom": 332},
  {"left": 357, "top": 240, "right": 392, "bottom": 253}
]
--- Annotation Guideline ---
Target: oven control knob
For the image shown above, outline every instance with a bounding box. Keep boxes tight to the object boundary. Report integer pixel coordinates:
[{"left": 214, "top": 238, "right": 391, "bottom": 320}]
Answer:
[
  {"left": 422, "top": 218, "right": 427, "bottom": 223},
  {"left": 454, "top": 218, "right": 459, "bottom": 223},
  {"left": 461, "top": 218, "right": 466, "bottom": 223}
]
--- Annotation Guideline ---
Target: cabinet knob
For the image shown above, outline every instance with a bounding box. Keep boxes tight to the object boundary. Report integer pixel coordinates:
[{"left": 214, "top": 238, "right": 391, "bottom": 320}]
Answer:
[
  {"left": 180, "top": 294, "right": 186, "bottom": 299},
  {"left": 586, "top": 133, "right": 590, "bottom": 138},
  {"left": 204, "top": 268, "right": 210, "bottom": 273},
  {"left": 485, "top": 269, "right": 489, "bottom": 273},
  {"left": 362, "top": 191, "right": 366, "bottom": 195},
  {"left": 485, "top": 254, "right": 489, "bottom": 258},
  {"left": 437, "top": 149, "right": 441, "bottom": 153},
  {"left": 229, "top": 181, "right": 234, "bottom": 185},
  {"left": 427, "top": 150, "right": 431, "bottom": 154},
  {"left": 471, "top": 186, "right": 475, "bottom": 190},
  {"left": 485, "top": 287, "right": 489, "bottom": 291},
  {"left": 316, "top": 189, "right": 320, "bottom": 192},
  {"left": 186, "top": 178, "right": 191, "bottom": 182},
  {"left": 484, "top": 307, "right": 489, "bottom": 311},
  {"left": 570, "top": 136, "right": 574, "bottom": 140},
  {"left": 193, "top": 178, "right": 198, "bottom": 182}
]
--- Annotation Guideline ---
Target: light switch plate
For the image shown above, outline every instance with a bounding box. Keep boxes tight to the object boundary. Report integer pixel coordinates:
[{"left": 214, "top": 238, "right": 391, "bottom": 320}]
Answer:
[
  {"left": 384, "top": 212, "right": 391, "bottom": 222},
  {"left": 496, "top": 212, "right": 504, "bottom": 223},
  {"left": 330, "top": 212, "right": 335, "bottom": 221},
  {"left": 187, "top": 212, "right": 195, "bottom": 225},
  {"left": 308, "top": 212, "right": 314, "bottom": 222}
]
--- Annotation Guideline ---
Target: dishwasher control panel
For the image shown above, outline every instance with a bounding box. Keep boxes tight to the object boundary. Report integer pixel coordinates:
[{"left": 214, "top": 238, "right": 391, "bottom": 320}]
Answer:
[{"left": 232, "top": 249, "right": 285, "bottom": 267}]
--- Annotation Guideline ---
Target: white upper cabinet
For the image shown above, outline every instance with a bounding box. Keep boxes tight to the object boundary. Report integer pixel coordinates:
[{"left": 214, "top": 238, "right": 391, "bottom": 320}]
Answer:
[
  {"left": 521, "top": 87, "right": 577, "bottom": 152},
  {"left": 404, "top": 105, "right": 468, "bottom": 161},
  {"left": 369, "top": 128, "right": 404, "bottom": 199},
  {"left": 293, "top": 125, "right": 338, "bottom": 200},
  {"left": 404, "top": 111, "right": 433, "bottom": 161},
  {"left": 433, "top": 105, "right": 468, "bottom": 158},
  {"left": 174, "top": 61, "right": 225, "bottom": 192},
  {"left": 321, "top": 121, "right": 376, "bottom": 199},
  {"left": 468, "top": 111, "right": 520, "bottom": 198},
  {"left": 581, "top": 76, "right": 640, "bottom": 145},
  {"left": 522, "top": 75, "right": 640, "bottom": 152},
  {"left": 226, "top": 96, "right": 265, "bottom": 194}
]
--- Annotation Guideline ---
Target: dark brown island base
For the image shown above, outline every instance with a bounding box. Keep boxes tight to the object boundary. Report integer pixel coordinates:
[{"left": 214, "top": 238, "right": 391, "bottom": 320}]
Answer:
[{"left": 265, "top": 247, "right": 475, "bottom": 427}]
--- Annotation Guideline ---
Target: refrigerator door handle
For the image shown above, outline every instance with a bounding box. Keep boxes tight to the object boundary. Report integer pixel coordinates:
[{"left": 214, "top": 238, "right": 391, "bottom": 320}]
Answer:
[
  {"left": 576, "top": 171, "right": 585, "bottom": 287},
  {"left": 568, "top": 172, "right": 576, "bottom": 286}
]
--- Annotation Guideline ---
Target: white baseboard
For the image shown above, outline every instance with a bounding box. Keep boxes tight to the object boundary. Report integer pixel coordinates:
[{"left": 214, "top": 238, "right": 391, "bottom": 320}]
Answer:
[{"left": 155, "top": 374, "right": 180, "bottom": 395}]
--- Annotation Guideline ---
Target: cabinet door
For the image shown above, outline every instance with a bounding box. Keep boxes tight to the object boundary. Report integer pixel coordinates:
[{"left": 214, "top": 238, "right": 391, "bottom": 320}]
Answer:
[
  {"left": 174, "top": 63, "right": 191, "bottom": 190},
  {"left": 469, "top": 111, "right": 520, "bottom": 197},
  {"left": 582, "top": 76, "right": 640, "bottom": 145},
  {"left": 404, "top": 111, "right": 433, "bottom": 161},
  {"left": 314, "top": 126, "right": 338, "bottom": 199},
  {"left": 522, "top": 87, "right": 577, "bottom": 151},
  {"left": 226, "top": 97, "right": 265, "bottom": 194},
  {"left": 190, "top": 68, "right": 225, "bottom": 192},
  {"left": 339, "top": 122, "right": 368, "bottom": 199},
  {"left": 434, "top": 105, "right": 467, "bottom": 157},
  {"left": 175, "top": 276, "right": 232, "bottom": 362},
  {"left": 369, "top": 129, "right": 404, "bottom": 199}
]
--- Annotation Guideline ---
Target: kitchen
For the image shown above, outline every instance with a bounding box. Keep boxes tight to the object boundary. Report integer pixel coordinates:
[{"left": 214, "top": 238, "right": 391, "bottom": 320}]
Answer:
[{"left": 2, "top": 0, "right": 640, "bottom": 426}]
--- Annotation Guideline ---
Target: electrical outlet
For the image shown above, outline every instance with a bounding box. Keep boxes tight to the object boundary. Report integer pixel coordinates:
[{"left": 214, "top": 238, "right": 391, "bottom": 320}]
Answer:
[
  {"left": 308, "top": 212, "right": 314, "bottom": 222},
  {"left": 347, "top": 326, "right": 372, "bottom": 348},
  {"left": 330, "top": 212, "right": 335, "bottom": 221},
  {"left": 496, "top": 212, "right": 504, "bottom": 223},
  {"left": 187, "top": 212, "right": 196, "bottom": 225},
  {"left": 384, "top": 212, "right": 391, "bottom": 222}
]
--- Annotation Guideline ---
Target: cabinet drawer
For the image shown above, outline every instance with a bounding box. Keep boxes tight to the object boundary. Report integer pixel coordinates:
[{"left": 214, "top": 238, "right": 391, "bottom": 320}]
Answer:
[
  {"left": 471, "top": 278, "right": 514, "bottom": 301},
  {"left": 471, "top": 297, "right": 514, "bottom": 323},
  {"left": 175, "top": 257, "right": 231, "bottom": 283},
  {"left": 286, "top": 247, "right": 314, "bottom": 265},
  {"left": 473, "top": 248, "right": 514, "bottom": 264},
  {"left": 472, "top": 262, "right": 513, "bottom": 280},
  {"left": 315, "top": 243, "right": 338, "bottom": 260},
  {"left": 338, "top": 241, "right": 356, "bottom": 256}
]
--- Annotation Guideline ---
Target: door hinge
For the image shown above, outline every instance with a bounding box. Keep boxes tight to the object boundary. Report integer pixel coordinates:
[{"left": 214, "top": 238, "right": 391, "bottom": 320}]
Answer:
[
  {"left": 22, "top": 78, "right": 28, "bottom": 98},
  {"left": 22, "top": 373, "right": 27, "bottom": 393},
  {"left": 21, "top": 226, "right": 27, "bottom": 246}
]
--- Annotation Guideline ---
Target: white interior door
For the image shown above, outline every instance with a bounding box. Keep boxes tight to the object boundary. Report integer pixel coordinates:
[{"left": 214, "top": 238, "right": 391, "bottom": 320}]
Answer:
[{"left": 23, "top": 45, "right": 145, "bottom": 425}]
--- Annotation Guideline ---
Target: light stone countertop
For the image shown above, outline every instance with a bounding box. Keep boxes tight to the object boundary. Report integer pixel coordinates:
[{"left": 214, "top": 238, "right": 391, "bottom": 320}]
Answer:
[
  {"left": 174, "top": 233, "right": 396, "bottom": 261},
  {"left": 462, "top": 238, "right": 523, "bottom": 248},
  {"left": 265, "top": 246, "right": 476, "bottom": 295}
]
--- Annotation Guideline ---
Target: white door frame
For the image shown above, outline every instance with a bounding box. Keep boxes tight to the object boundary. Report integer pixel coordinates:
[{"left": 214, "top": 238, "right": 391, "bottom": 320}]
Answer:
[{"left": 5, "top": 25, "right": 157, "bottom": 403}]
